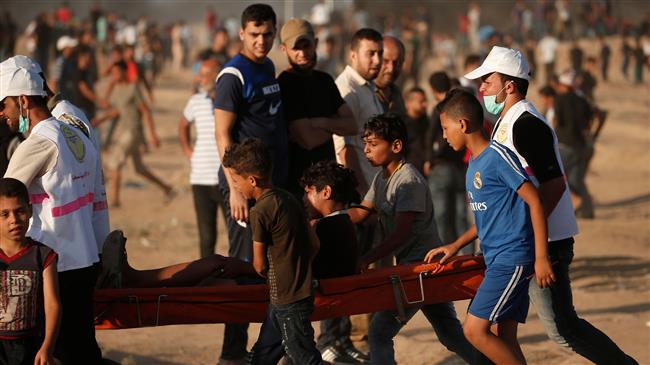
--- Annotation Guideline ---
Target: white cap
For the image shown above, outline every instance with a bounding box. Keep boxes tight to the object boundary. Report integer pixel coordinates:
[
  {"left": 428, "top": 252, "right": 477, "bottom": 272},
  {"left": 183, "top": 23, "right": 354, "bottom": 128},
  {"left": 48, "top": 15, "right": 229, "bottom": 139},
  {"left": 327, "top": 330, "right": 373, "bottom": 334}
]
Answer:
[
  {"left": 558, "top": 69, "right": 576, "bottom": 87},
  {"left": 0, "top": 55, "right": 43, "bottom": 75},
  {"left": 56, "top": 35, "right": 78, "bottom": 51},
  {"left": 0, "top": 65, "right": 48, "bottom": 101},
  {"left": 464, "top": 46, "right": 531, "bottom": 81}
]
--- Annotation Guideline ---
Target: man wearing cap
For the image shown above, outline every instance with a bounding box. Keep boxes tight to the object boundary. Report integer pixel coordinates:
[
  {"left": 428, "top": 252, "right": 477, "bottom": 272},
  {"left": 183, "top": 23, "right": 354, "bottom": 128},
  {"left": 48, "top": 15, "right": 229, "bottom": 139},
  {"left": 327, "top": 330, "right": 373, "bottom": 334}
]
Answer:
[
  {"left": 278, "top": 18, "right": 356, "bottom": 198},
  {"left": 213, "top": 4, "right": 287, "bottom": 364},
  {"left": 553, "top": 70, "right": 594, "bottom": 218},
  {"left": 51, "top": 35, "right": 78, "bottom": 92},
  {"left": 464, "top": 46, "right": 637, "bottom": 365},
  {"left": 277, "top": 18, "right": 365, "bottom": 364},
  {"left": 0, "top": 62, "right": 107, "bottom": 364}
]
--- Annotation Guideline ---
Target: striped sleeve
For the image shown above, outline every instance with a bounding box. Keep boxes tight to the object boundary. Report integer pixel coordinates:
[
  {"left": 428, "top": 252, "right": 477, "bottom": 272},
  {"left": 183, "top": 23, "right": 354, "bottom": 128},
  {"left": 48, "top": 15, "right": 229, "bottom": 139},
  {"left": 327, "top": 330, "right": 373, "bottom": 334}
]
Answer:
[{"left": 490, "top": 142, "right": 529, "bottom": 191}]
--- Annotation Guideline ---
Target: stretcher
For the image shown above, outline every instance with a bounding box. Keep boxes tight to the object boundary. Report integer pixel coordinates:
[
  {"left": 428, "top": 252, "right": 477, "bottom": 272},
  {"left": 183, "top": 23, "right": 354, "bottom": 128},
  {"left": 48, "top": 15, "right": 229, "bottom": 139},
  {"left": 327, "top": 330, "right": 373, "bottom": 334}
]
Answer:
[{"left": 94, "top": 255, "right": 485, "bottom": 330}]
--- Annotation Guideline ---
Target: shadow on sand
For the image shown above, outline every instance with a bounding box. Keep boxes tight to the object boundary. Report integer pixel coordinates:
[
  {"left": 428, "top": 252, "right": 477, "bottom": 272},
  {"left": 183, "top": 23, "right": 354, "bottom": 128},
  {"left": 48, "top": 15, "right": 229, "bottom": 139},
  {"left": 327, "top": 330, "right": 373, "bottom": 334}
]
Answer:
[{"left": 595, "top": 193, "right": 650, "bottom": 209}]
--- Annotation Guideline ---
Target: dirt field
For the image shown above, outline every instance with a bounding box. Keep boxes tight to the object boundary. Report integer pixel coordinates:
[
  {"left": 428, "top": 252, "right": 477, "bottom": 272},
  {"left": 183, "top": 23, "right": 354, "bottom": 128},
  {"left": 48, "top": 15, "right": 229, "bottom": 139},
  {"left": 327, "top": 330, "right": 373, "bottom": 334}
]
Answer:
[{"left": 95, "top": 42, "right": 650, "bottom": 364}]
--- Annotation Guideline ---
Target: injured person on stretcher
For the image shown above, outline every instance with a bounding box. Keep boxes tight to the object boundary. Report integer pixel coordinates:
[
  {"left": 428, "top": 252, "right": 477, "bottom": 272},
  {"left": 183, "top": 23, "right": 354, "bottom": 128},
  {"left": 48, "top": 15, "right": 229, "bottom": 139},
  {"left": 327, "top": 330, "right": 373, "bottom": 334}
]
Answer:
[
  {"left": 96, "top": 160, "right": 363, "bottom": 290},
  {"left": 96, "top": 229, "right": 258, "bottom": 289}
]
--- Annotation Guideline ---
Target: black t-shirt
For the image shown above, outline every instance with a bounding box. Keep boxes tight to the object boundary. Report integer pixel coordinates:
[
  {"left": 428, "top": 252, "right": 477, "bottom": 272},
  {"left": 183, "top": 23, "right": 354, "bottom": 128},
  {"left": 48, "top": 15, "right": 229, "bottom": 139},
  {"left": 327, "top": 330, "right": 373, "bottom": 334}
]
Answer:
[
  {"left": 277, "top": 69, "right": 345, "bottom": 196},
  {"left": 250, "top": 189, "right": 313, "bottom": 305},
  {"left": 553, "top": 92, "right": 591, "bottom": 148},
  {"left": 510, "top": 112, "right": 563, "bottom": 183},
  {"left": 313, "top": 213, "right": 358, "bottom": 279}
]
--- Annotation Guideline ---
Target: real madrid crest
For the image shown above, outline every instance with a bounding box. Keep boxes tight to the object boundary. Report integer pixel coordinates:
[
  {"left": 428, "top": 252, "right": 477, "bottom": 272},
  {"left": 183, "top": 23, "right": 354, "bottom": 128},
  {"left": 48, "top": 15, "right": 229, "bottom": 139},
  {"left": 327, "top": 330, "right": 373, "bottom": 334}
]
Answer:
[
  {"left": 473, "top": 171, "right": 483, "bottom": 189},
  {"left": 495, "top": 124, "right": 508, "bottom": 143},
  {"left": 60, "top": 124, "right": 85, "bottom": 162}
]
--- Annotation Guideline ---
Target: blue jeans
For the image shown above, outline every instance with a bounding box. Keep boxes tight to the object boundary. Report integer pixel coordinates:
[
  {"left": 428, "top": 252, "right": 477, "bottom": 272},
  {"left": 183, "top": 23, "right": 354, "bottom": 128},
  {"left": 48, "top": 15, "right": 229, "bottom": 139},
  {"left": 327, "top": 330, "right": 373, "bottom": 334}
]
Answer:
[
  {"left": 528, "top": 240, "right": 638, "bottom": 365},
  {"left": 428, "top": 163, "right": 471, "bottom": 254},
  {"left": 249, "top": 296, "right": 322, "bottom": 365},
  {"left": 368, "top": 302, "right": 475, "bottom": 365}
]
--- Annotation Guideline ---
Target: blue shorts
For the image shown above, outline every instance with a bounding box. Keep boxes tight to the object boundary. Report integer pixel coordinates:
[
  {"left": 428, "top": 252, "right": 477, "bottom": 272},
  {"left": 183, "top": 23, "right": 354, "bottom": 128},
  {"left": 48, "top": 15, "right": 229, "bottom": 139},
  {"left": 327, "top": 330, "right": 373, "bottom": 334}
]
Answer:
[{"left": 469, "top": 264, "right": 533, "bottom": 324}]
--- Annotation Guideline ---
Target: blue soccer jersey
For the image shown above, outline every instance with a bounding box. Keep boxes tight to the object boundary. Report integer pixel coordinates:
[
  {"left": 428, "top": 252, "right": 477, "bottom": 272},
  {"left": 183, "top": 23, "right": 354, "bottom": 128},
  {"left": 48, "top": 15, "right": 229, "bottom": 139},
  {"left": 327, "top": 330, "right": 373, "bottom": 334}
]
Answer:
[{"left": 466, "top": 141, "right": 535, "bottom": 266}]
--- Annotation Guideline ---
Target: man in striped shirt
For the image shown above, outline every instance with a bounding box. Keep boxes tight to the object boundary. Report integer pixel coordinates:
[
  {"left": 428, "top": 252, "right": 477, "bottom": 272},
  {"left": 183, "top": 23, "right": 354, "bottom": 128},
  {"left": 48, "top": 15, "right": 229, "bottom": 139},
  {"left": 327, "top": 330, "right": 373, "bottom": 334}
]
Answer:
[{"left": 179, "top": 59, "right": 226, "bottom": 258}]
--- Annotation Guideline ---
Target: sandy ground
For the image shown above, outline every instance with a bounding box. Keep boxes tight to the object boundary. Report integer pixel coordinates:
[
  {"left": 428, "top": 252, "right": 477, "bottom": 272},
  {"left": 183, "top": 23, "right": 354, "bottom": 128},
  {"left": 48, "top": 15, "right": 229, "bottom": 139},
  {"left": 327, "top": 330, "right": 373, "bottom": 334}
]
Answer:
[{"left": 94, "top": 43, "right": 650, "bottom": 364}]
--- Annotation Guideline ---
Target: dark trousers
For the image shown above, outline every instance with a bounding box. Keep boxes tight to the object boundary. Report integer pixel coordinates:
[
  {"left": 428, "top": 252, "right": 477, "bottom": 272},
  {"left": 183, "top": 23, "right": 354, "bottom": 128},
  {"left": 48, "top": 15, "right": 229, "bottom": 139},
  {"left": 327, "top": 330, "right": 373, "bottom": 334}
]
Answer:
[
  {"left": 191, "top": 184, "right": 226, "bottom": 258},
  {"left": 55, "top": 264, "right": 103, "bottom": 365},
  {"left": 249, "top": 296, "right": 322, "bottom": 365},
  {"left": 528, "top": 241, "right": 638, "bottom": 365},
  {"left": 218, "top": 168, "right": 253, "bottom": 360},
  {"left": 0, "top": 338, "right": 39, "bottom": 365}
]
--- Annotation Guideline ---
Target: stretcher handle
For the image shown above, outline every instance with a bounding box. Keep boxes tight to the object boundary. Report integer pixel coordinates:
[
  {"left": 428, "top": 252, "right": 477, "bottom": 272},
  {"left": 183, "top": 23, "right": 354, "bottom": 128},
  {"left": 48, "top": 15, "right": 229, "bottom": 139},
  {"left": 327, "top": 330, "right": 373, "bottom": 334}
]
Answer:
[
  {"left": 393, "top": 272, "right": 426, "bottom": 305},
  {"left": 126, "top": 294, "right": 168, "bottom": 327},
  {"left": 128, "top": 295, "right": 142, "bottom": 327},
  {"left": 390, "top": 272, "right": 426, "bottom": 324}
]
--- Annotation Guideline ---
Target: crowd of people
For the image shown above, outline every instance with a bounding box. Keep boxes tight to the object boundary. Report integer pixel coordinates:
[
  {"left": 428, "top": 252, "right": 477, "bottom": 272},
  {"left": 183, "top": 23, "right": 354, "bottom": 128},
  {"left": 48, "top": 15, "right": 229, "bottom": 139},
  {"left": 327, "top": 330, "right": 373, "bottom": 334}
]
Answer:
[{"left": 0, "top": 1, "right": 648, "bottom": 365}]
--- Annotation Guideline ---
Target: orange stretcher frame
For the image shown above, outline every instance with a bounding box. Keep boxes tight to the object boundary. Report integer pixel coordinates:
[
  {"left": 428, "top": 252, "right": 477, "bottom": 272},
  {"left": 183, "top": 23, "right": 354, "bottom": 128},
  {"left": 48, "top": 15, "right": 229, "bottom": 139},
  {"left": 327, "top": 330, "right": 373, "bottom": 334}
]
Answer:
[{"left": 94, "top": 255, "right": 485, "bottom": 330}]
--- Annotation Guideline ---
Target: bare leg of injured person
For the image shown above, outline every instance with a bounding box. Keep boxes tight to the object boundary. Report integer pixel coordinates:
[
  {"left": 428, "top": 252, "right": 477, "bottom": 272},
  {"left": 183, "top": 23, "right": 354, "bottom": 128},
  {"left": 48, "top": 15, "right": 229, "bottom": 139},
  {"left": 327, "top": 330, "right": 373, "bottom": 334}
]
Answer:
[{"left": 97, "top": 230, "right": 257, "bottom": 289}]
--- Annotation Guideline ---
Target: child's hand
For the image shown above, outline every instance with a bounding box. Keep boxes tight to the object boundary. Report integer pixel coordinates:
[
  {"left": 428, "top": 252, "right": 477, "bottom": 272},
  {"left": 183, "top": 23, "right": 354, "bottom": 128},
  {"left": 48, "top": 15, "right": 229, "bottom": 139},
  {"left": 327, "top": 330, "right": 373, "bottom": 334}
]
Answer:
[
  {"left": 534, "top": 257, "right": 556, "bottom": 288},
  {"left": 34, "top": 346, "right": 53, "bottom": 365},
  {"left": 424, "top": 244, "right": 459, "bottom": 264}
]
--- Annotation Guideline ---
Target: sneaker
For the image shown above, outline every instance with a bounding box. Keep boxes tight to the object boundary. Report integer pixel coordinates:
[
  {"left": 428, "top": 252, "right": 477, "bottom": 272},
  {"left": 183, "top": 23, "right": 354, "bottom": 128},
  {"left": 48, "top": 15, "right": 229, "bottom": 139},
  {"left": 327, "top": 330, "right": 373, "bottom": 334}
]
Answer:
[
  {"left": 321, "top": 345, "right": 361, "bottom": 364},
  {"left": 342, "top": 345, "right": 370, "bottom": 364},
  {"left": 96, "top": 230, "right": 127, "bottom": 289}
]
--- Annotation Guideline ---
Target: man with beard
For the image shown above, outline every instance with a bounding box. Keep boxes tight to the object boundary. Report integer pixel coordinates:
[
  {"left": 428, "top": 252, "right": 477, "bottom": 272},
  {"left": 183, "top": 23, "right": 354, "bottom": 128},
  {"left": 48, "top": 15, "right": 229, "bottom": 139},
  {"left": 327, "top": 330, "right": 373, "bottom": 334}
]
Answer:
[
  {"left": 334, "top": 28, "right": 384, "bottom": 196},
  {"left": 277, "top": 18, "right": 356, "bottom": 198},
  {"left": 374, "top": 36, "right": 406, "bottom": 116}
]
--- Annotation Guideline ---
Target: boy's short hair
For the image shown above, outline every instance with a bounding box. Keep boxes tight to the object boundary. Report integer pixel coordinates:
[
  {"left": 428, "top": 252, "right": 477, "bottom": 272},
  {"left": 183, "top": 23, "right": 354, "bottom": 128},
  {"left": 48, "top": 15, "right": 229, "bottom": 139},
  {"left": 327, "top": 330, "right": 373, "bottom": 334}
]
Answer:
[
  {"left": 363, "top": 113, "right": 408, "bottom": 152},
  {"left": 350, "top": 28, "right": 383, "bottom": 51},
  {"left": 300, "top": 161, "right": 360, "bottom": 204},
  {"left": 241, "top": 3, "right": 277, "bottom": 28},
  {"left": 0, "top": 178, "right": 30, "bottom": 206},
  {"left": 222, "top": 138, "right": 272, "bottom": 179},
  {"left": 436, "top": 89, "right": 484, "bottom": 129}
]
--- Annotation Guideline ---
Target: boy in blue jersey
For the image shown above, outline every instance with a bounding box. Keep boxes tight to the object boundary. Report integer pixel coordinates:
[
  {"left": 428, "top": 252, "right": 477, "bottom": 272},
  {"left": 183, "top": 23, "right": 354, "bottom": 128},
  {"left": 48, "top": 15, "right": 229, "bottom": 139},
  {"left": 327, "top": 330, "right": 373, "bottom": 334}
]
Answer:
[{"left": 425, "top": 89, "right": 555, "bottom": 365}]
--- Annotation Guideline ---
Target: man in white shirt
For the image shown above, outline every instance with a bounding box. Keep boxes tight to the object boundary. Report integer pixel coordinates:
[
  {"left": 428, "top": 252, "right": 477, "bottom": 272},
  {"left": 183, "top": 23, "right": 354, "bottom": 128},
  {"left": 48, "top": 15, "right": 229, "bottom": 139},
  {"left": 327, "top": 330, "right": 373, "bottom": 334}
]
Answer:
[
  {"left": 179, "top": 59, "right": 226, "bottom": 259},
  {"left": 538, "top": 34, "right": 559, "bottom": 83},
  {"left": 334, "top": 28, "right": 384, "bottom": 195}
]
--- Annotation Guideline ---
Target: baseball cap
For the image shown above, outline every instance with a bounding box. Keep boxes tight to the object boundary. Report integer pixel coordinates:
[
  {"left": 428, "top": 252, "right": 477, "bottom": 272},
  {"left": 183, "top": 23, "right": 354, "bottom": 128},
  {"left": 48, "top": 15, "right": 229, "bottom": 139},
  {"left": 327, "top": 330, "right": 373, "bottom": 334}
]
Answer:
[
  {"left": 464, "top": 46, "right": 531, "bottom": 81},
  {"left": 56, "top": 35, "right": 79, "bottom": 51},
  {"left": 0, "top": 64, "right": 48, "bottom": 101},
  {"left": 0, "top": 55, "right": 43, "bottom": 75},
  {"left": 280, "top": 18, "right": 315, "bottom": 49}
]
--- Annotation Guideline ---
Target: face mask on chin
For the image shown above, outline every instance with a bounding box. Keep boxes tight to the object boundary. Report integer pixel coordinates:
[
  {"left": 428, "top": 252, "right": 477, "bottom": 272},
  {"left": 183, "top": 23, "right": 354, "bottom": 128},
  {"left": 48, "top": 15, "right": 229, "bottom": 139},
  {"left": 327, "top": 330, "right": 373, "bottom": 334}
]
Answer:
[
  {"left": 483, "top": 81, "right": 512, "bottom": 115},
  {"left": 18, "top": 99, "right": 29, "bottom": 134}
]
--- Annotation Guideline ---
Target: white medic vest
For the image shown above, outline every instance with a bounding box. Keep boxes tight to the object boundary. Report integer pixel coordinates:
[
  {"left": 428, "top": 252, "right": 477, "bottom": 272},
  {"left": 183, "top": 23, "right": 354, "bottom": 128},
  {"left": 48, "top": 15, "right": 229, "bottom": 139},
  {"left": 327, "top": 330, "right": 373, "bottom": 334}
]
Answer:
[
  {"left": 27, "top": 118, "right": 102, "bottom": 272},
  {"left": 491, "top": 100, "right": 579, "bottom": 242}
]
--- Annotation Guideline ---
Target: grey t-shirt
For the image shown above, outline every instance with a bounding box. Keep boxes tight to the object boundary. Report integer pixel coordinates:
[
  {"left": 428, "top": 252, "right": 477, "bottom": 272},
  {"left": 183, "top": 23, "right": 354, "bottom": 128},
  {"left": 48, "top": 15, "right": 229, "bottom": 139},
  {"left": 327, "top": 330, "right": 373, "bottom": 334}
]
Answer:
[{"left": 364, "top": 162, "right": 442, "bottom": 264}]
